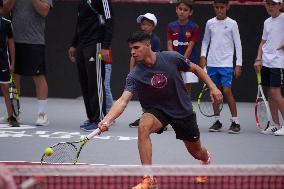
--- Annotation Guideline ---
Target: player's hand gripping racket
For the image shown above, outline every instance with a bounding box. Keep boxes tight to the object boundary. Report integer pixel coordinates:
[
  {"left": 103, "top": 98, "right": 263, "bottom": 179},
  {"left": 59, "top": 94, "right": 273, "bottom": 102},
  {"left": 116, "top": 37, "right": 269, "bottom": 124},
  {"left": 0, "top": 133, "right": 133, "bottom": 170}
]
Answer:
[
  {"left": 197, "top": 84, "right": 223, "bottom": 117},
  {"left": 9, "top": 73, "right": 20, "bottom": 117},
  {"left": 254, "top": 71, "right": 272, "bottom": 130},
  {"left": 41, "top": 128, "right": 101, "bottom": 164}
]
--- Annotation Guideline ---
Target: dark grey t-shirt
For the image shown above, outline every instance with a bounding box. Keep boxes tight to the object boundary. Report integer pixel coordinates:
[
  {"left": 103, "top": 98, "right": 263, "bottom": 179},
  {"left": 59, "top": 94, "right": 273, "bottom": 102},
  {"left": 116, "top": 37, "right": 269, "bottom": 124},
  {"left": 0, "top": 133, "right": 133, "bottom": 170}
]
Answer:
[
  {"left": 125, "top": 51, "right": 194, "bottom": 118},
  {"left": 11, "top": 0, "right": 53, "bottom": 44}
]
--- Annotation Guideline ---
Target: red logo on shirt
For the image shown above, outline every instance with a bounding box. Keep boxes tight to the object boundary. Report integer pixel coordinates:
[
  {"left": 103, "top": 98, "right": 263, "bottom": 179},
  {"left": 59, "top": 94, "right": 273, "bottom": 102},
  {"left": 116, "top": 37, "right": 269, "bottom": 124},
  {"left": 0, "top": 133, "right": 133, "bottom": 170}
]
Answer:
[{"left": 151, "top": 74, "right": 167, "bottom": 88}]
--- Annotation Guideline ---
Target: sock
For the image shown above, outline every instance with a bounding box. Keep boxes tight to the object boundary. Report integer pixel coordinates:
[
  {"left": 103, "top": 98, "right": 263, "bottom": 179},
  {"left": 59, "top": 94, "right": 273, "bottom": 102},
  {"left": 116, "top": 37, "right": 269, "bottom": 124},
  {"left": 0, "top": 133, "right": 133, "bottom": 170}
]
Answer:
[
  {"left": 38, "top": 100, "right": 47, "bottom": 114},
  {"left": 231, "top": 117, "right": 239, "bottom": 124}
]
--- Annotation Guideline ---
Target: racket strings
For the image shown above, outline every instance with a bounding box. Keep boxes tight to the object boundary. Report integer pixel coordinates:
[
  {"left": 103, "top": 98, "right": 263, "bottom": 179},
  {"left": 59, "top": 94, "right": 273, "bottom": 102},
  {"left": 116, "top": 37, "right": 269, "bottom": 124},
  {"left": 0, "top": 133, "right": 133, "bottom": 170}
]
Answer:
[
  {"left": 199, "top": 88, "right": 222, "bottom": 117},
  {"left": 42, "top": 143, "right": 78, "bottom": 164},
  {"left": 256, "top": 100, "right": 270, "bottom": 127}
]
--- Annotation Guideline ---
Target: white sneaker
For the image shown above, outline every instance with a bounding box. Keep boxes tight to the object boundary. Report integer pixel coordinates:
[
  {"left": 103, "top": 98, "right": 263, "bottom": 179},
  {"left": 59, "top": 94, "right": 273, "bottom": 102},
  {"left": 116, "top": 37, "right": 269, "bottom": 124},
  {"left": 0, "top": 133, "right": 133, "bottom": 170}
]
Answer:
[
  {"left": 261, "top": 125, "right": 278, "bottom": 135},
  {"left": 274, "top": 126, "right": 284, "bottom": 136},
  {"left": 35, "top": 112, "right": 49, "bottom": 126}
]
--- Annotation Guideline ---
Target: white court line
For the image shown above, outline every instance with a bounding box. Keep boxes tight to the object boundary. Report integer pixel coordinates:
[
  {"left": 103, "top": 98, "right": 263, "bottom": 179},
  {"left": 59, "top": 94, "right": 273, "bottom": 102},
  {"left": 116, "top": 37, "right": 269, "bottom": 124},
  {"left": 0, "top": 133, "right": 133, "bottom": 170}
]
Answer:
[{"left": 0, "top": 124, "right": 36, "bottom": 130}]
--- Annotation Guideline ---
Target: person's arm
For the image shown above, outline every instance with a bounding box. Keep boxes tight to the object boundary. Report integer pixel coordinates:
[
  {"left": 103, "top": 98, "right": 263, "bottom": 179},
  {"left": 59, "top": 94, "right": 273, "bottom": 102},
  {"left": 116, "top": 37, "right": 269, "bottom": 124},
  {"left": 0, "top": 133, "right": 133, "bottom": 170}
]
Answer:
[
  {"left": 200, "top": 21, "right": 210, "bottom": 68},
  {"left": 166, "top": 23, "right": 173, "bottom": 51},
  {"left": 184, "top": 25, "right": 200, "bottom": 60},
  {"left": 99, "top": 0, "right": 114, "bottom": 62},
  {"left": 8, "top": 38, "right": 15, "bottom": 72},
  {"left": 0, "top": 0, "right": 15, "bottom": 15},
  {"left": 32, "top": 0, "right": 52, "bottom": 17},
  {"left": 254, "top": 40, "right": 265, "bottom": 72},
  {"left": 98, "top": 91, "right": 133, "bottom": 132},
  {"left": 189, "top": 63, "right": 223, "bottom": 103},
  {"left": 232, "top": 22, "right": 242, "bottom": 78}
]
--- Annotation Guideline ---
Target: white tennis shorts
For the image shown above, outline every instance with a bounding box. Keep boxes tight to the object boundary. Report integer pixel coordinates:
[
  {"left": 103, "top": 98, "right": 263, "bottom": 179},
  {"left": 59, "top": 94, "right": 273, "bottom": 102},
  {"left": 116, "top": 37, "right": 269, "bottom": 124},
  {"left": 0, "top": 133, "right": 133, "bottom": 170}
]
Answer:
[{"left": 181, "top": 71, "right": 199, "bottom": 84}]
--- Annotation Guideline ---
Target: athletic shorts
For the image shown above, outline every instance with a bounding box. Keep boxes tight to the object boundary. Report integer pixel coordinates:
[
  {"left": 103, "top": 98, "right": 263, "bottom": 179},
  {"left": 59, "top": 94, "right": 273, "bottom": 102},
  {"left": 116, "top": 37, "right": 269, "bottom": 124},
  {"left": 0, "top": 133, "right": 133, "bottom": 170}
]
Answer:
[
  {"left": 0, "top": 59, "right": 11, "bottom": 83},
  {"left": 145, "top": 108, "right": 200, "bottom": 142},
  {"left": 14, "top": 43, "right": 46, "bottom": 76},
  {"left": 261, "top": 66, "right": 284, "bottom": 88},
  {"left": 181, "top": 71, "right": 199, "bottom": 84},
  {"left": 207, "top": 67, "right": 233, "bottom": 87}
]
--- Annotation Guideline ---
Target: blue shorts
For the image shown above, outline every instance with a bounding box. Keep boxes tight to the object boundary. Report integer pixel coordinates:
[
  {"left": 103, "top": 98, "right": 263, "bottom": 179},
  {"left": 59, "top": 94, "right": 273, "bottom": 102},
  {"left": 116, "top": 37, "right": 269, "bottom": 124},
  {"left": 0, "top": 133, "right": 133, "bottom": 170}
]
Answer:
[{"left": 207, "top": 67, "right": 233, "bottom": 87}]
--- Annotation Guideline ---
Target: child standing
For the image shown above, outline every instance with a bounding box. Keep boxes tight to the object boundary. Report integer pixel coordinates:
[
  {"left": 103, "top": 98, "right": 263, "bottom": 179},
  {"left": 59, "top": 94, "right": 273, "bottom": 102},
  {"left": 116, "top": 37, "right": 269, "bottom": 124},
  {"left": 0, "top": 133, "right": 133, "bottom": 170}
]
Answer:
[
  {"left": 0, "top": 16, "right": 19, "bottom": 127},
  {"left": 254, "top": 0, "right": 284, "bottom": 136},
  {"left": 200, "top": 0, "right": 242, "bottom": 134},
  {"left": 128, "top": 13, "right": 162, "bottom": 128},
  {"left": 167, "top": 0, "right": 200, "bottom": 94}
]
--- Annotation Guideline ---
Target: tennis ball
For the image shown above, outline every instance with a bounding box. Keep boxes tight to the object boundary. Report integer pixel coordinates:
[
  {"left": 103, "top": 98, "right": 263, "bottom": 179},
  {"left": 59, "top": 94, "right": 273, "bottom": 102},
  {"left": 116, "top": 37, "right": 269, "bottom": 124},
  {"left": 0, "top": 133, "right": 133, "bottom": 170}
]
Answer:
[
  {"left": 98, "top": 54, "right": 103, "bottom": 60},
  {"left": 44, "top": 147, "right": 53, "bottom": 156}
]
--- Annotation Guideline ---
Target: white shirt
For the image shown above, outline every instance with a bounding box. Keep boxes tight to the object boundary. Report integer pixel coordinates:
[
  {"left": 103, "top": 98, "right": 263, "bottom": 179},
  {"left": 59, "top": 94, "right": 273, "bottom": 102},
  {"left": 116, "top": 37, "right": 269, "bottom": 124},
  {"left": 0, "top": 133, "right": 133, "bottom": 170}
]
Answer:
[
  {"left": 262, "top": 13, "right": 284, "bottom": 68},
  {"left": 201, "top": 17, "right": 242, "bottom": 67}
]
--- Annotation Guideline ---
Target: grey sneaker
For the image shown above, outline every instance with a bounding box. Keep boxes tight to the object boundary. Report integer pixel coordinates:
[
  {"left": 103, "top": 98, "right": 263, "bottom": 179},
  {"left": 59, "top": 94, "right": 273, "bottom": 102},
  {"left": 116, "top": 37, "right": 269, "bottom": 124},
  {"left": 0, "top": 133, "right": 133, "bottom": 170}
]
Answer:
[
  {"left": 228, "top": 122, "right": 241, "bottom": 134},
  {"left": 209, "top": 120, "right": 222, "bottom": 132}
]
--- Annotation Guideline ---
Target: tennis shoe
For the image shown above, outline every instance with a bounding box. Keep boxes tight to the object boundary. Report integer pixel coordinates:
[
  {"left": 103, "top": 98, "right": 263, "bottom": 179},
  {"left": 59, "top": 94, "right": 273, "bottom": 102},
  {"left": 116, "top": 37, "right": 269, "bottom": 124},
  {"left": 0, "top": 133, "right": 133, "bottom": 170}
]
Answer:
[
  {"left": 132, "top": 176, "right": 157, "bottom": 189},
  {"left": 228, "top": 121, "right": 241, "bottom": 134},
  {"left": 83, "top": 123, "right": 98, "bottom": 132},
  {"left": 261, "top": 125, "right": 278, "bottom": 135},
  {"left": 274, "top": 126, "right": 284, "bottom": 136},
  {"left": 80, "top": 120, "right": 92, "bottom": 129},
  {"left": 196, "top": 150, "right": 211, "bottom": 184},
  {"left": 209, "top": 120, "right": 222, "bottom": 132},
  {"left": 0, "top": 114, "right": 21, "bottom": 123},
  {"left": 129, "top": 118, "right": 140, "bottom": 128},
  {"left": 7, "top": 116, "right": 19, "bottom": 127},
  {"left": 36, "top": 112, "right": 49, "bottom": 126}
]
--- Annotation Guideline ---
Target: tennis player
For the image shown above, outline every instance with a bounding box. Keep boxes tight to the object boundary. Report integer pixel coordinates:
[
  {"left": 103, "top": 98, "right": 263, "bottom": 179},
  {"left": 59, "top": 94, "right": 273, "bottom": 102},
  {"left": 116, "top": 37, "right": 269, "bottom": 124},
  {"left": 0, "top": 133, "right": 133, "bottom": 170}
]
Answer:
[
  {"left": 0, "top": 16, "right": 19, "bottom": 127},
  {"left": 254, "top": 0, "right": 284, "bottom": 136},
  {"left": 98, "top": 31, "right": 223, "bottom": 189}
]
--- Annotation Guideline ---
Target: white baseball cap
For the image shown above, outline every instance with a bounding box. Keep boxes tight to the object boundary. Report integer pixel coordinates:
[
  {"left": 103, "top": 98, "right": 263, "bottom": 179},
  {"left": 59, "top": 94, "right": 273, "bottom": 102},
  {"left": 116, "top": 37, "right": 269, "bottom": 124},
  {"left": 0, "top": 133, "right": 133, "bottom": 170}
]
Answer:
[
  {"left": 271, "top": 0, "right": 283, "bottom": 3},
  {"left": 137, "top": 13, "right": 157, "bottom": 26}
]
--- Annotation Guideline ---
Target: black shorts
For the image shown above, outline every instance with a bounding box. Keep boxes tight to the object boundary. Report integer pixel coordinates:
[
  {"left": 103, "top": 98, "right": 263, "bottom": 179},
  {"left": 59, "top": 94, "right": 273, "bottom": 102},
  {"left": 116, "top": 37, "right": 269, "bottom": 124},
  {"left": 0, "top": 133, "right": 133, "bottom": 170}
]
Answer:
[
  {"left": 145, "top": 108, "right": 200, "bottom": 142},
  {"left": 261, "top": 66, "right": 284, "bottom": 88},
  {"left": 0, "top": 59, "right": 11, "bottom": 83},
  {"left": 14, "top": 43, "right": 46, "bottom": 76}
]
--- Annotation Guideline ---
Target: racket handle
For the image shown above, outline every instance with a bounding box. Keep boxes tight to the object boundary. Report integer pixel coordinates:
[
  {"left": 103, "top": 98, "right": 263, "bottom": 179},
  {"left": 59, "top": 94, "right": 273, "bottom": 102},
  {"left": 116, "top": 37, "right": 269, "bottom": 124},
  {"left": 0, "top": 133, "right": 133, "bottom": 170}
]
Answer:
[
  {"left": 257, "top": 72, "right": 261, "bottom": 84},
  {"left": 86, "top": 128, "right": 101, "bottom": 140}
]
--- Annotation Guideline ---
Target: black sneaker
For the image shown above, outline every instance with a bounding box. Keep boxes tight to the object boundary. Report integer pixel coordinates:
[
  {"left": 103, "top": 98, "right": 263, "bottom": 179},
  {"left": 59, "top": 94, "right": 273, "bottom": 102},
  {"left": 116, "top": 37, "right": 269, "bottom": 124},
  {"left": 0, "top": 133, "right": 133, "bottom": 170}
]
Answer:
[
  {"left": 228, "top": 122, "right": 241, "bottom": 134},
  {"left": 209, "top": 120, "right": 222, "bottom": 132},
  {"left": 8, "top": 116, "right": 20, "bottom": 127},
  {"left": 129, "top": 118, "right": 140, "bottom": 128}
]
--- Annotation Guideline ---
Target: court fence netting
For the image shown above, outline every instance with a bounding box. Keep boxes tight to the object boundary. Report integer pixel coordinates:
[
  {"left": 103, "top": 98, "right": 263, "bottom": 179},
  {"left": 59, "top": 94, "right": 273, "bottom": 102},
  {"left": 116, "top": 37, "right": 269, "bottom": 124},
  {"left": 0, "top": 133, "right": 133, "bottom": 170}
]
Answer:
[{"left": 2, "top": 164, "right": 284, "bottom": 189}]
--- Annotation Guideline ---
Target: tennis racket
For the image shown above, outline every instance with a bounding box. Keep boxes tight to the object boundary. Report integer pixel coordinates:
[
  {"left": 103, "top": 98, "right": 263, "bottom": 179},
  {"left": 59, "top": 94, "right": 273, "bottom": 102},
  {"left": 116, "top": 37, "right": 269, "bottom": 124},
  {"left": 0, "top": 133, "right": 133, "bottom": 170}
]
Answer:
[
  {"left": 41, "top": 128, "right": 101, "bottom": 164},
  {"left": 9, "top": 74, "right": 20, "bottom": 117},
  {"left": 254, "top": 71, "right": 272, "bottom": 130},
  {"left": 197, "top": 84, "right": 223, "bottom": 117}
]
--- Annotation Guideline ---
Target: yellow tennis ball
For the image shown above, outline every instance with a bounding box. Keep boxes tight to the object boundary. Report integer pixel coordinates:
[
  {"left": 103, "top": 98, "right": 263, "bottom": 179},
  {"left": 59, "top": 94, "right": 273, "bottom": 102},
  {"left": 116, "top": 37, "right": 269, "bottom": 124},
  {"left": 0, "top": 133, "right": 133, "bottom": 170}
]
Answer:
[
  {"left": 98, "top": 54, "right": 103, "bottom": 60},
  {"left": 44, "top": 147, "right": 53, "bottom": 156}
]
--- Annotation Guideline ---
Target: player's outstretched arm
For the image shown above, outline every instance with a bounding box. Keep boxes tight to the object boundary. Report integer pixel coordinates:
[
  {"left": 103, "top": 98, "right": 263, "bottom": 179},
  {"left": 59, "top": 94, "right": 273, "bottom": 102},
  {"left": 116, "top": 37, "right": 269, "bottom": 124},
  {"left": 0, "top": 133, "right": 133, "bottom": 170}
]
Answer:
[
  {"left": 254, "top": 40, "right": 265, "bottom": 73},
  {"left": 98, "top": 91, "right": 133, "bottom": 132}
]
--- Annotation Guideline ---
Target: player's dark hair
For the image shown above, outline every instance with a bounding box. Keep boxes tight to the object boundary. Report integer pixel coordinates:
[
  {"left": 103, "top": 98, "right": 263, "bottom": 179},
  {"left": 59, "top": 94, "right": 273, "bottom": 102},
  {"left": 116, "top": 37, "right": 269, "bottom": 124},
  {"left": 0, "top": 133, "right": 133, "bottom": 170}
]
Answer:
[
  {"left": 176, "top": 0, "right": 194, "bottom": 10},
  {"left": 213, "top": 0, "right": 229, "bottom": 4},
  {"left": 127, "top": 31, "right": 151, "bottom": 44}
]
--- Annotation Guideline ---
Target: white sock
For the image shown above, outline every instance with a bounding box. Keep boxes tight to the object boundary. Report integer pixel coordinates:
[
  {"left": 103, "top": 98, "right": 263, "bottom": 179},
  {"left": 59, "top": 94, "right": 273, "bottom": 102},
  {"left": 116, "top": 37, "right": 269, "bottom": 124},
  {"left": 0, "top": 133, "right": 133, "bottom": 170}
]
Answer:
[
  {"left": 38, "top": 100, "right": 47, "bottom": 114},
  {"left": 231, "top": 117, "right": 239, "bottom": 124}
]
